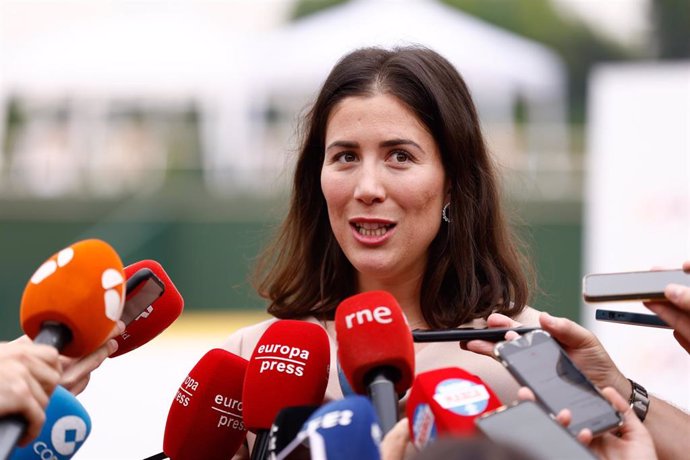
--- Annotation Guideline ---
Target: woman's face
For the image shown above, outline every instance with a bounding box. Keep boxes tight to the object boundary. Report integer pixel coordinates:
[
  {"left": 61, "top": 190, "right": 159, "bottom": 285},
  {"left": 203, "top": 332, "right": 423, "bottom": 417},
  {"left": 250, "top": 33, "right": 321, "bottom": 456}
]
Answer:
[{"left": 321, "top": 93, "right": 448, "bottom": 286}]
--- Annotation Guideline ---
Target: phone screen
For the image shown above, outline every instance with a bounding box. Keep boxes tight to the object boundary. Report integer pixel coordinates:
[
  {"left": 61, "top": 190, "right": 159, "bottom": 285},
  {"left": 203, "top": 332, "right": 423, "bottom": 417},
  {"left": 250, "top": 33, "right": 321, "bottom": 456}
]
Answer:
[
  {"left": 121, "top": 270, "right": 165, "bottom": 325},
  {"left": 583, "top": 269, "right": 689, "bottom": 302},
  {"left": 476, "top": 401, "right": 596, "bottom": 460},
  {"left": 495, "top": 332, "right": 621, "bottom": 435}
]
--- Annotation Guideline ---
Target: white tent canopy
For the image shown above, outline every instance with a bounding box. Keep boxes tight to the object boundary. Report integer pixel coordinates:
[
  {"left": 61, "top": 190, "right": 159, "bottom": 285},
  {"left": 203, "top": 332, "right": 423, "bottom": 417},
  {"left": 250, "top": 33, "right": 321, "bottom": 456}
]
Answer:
[{"left": 236, "top": 0, "right": 569, "bottom": 192}]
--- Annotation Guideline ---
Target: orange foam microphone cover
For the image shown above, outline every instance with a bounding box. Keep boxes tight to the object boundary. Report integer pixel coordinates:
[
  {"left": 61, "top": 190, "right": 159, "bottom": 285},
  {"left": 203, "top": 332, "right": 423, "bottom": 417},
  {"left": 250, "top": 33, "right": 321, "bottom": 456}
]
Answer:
[{"left": 20, "top": 239, "right": 125, "bottom": 357}]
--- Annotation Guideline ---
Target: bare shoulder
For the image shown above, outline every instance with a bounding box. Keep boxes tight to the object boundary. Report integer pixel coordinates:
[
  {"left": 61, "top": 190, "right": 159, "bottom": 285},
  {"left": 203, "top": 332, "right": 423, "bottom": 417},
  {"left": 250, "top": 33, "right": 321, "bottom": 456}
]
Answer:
[{"left": 220, "top": 318, "right": 280, "bottom": 360}]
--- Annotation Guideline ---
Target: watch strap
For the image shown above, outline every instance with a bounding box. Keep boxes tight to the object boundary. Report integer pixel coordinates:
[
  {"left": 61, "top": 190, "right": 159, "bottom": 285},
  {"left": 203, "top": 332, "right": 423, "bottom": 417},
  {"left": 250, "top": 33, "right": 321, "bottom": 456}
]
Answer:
[{"left": 627, "top": 378, "right": 650, "bottom": 422}]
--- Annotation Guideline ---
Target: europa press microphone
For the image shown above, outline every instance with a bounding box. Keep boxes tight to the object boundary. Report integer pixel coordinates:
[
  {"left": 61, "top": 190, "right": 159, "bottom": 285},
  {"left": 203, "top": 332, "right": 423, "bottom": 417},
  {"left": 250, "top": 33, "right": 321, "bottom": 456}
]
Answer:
[
  {"left": 110, "top": 260, "right": 184, "bottom": 357},
  {"left": 0, "top": 239, "right": 125, "bottom": 460},
  {"left": 406, "top": 367, "right": 502, "bottom": 449},
  {"left": 275, "top": 396, "right": 382, "bottom": 460},
  {"left": 335, "top": 291, "right": 415, "bottom": 434},
  {"left": 9, "top": 386, "right": 91, "bottom": 460},
  {"left": 243, "top": 320, "right": 330, "bottom": 460},
  {"left": 146, "top": 348, "right": 249, "bottom": 460}
]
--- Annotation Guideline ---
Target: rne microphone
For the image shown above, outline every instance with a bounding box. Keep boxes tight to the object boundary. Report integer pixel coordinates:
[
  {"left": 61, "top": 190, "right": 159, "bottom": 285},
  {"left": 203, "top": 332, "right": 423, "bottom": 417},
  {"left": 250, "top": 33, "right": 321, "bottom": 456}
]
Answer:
[
  {"left": 9, "top": 386, "right": 92, "bottom": 460},
  {"left": 110, "top": 260, "right": 184, "bottom": 357},
  {"left": 161, "top": 348, "right": 248, "bottom": 460},
  {"left": 276, "top": 396, "right": 382, "bottom": 460},
  {"left": 1, "top": 239, "right": 124, "bottom": 460},
  {"left": 335, "top": 291, "right": 414, "bottom": 434},
  {"left": 243, "top": 320, "right": 330, "bottom": 460},
  {"left": 406, "top": 367, "right": 502, "bottom": 449}
]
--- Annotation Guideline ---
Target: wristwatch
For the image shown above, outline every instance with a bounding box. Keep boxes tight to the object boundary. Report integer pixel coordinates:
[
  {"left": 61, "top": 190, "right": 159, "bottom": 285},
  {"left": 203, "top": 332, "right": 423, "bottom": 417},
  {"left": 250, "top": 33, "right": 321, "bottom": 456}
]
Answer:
[{"left": 628, "top": 378, "right": 650, "bottom": 422}]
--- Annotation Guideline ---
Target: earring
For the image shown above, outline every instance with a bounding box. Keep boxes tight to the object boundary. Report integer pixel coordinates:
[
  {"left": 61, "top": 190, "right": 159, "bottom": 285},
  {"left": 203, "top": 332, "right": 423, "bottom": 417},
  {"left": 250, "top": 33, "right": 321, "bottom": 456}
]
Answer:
[{"left": 442, "top": 202, "right": 451, "bottom": 223}]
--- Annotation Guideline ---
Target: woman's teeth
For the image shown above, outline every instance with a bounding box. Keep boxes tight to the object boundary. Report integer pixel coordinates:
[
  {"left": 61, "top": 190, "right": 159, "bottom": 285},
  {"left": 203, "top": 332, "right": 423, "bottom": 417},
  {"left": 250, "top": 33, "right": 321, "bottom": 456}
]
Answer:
[{"left": 355, "top": 223, "right": 392, "bottom": 237}]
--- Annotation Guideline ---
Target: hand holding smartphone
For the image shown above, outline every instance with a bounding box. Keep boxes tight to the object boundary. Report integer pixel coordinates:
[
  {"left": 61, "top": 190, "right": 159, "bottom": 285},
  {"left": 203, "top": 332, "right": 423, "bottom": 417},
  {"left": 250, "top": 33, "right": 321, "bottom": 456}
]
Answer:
[
  {"left": 476, "top": 400, "right": 597, "bottom": 460},
  {"left": 493, "top": 330, "right": 622, "bottom": 436},
  {"left": 583, "top": 268, "right": 689, "bottom": 302}
]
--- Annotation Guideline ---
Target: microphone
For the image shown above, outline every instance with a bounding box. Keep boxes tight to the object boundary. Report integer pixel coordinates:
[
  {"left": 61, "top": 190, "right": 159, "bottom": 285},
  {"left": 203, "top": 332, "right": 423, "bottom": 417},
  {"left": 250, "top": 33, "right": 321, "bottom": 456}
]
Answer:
[
  {"left": 110, "top": 260, "right": 184, "bottom": 357},
  {"left": 1, "top": 239, "right": 124, "bottom": 460},
  {"left": 267, "top": 406, "right": 319, "bottom": 460},
  {"left": 162, "top": 348, "right": 248, "bottom": 460},
  {"left": 9, "top": 386, "right": 92, "bottom": 460},
  {"left": 20, "top": 239, "right": 125, "bottom": 357},
  {"left": 335, "top": 291, "right": 415, "bottom": 434},
  {"left": 406, "top": 367, "right": 502, "bottom": 449},
  {"left": 276, "top": 396, "right": 382, "bottom": 460},
  {"left": 243, "top": 320, "right": 330, "bottom": 460}
]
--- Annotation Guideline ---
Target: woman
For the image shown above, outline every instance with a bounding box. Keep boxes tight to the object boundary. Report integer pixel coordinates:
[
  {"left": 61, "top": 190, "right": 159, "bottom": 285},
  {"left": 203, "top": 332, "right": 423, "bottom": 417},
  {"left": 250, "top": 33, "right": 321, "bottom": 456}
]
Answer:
[{"left": 223, "top": 45, "right": 540, "bottom": 404}]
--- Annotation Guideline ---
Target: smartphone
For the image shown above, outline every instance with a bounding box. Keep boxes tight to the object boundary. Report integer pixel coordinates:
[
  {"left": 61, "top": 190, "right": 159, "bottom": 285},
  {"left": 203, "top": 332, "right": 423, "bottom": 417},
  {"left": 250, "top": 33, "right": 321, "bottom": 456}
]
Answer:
[
  {"left": 583, "top": 268, "right": 689, "bottom": 302},
  {"left": 475, "top": 400, "right": 596, "bottom": 460},
  {"left": 121, "top": 268, "right": 165, "bottom": 325},
  {"left": 493, "top": 330, "right": 622, "bottom": 436},
  {"left": 411, "top": 327, "right": 539, "bottom": 343},
  {"left": 595, "top": 309, "right": 671, "bottom": 329}
]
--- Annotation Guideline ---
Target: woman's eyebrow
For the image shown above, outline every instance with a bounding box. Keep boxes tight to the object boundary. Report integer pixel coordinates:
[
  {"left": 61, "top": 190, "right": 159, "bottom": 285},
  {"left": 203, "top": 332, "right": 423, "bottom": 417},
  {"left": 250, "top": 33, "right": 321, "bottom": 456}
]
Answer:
[
  {"left": 326, "top": 140, "right": 359, "bottom": 151},
  {"left": 379, "top": 138, "right": 422, "bottom": 149}
]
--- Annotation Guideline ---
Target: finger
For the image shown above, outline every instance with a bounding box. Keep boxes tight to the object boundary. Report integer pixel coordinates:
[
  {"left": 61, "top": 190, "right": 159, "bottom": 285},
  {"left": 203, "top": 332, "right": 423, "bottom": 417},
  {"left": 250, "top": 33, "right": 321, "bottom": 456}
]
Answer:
[
  {"left": 646, "top": 300, "right": 690, "bottom": 337},
  {"left": 673, "top": 329, "right": 690, "bottom": 354},
  {"left": 555, "top": 408, "right": 572, "bottom": 428},
  {"left": 538, "top": 312, "right": 598, "bottom": 350},
  {"left": 516, "top": 387, "right": 535, "bottom": 402},
  {"left": 17, "top": 398, "right": 47, "bottom": 447},
  {"left": 577, "top": 428, "right": 593, "bottom": 445},
  {"left": 665, "top": 284, "right": 690, "bottom": 311},
  {"left": 464, "top": 339, "right": 496, "bottom": 357},
  {"left": 683, "top": 261, "right": 690, "bottom": 273},
  {"left": 380, "top": 418, "right": 409, "bottom": 460},
  {"left": 486, "top": 313, "right": 522, "bottom": 329},
  {"left": 61, "top": 339, "right": 117, "bottom": 395}
]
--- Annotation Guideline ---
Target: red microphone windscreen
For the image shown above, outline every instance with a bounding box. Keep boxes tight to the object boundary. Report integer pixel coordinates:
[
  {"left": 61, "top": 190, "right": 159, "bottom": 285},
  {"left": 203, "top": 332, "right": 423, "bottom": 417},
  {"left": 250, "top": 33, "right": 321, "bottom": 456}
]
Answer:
[
  {"left": 110, "top": 260, "right": 184, "bottom": 357},
  {"left": 163, "top": 348, "right": 248, "bottom": 460},
  {"left": 242, "top": 320, "right": 330, "bottom": 431},
  {"left": 20, "top": 239, "right": 125, "bottom": 357},
  {"left": 406, "top": 367, "right": 502, "bottom": 448},
  {"left": 335, "top": 291, "right": 414, "bottom": 395}
]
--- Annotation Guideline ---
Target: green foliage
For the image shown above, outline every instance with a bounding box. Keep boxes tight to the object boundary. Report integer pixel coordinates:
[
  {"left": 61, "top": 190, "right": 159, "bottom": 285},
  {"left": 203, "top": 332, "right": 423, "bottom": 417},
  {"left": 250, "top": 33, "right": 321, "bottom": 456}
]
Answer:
[
  {"left": 652, "top": 0, "right": 690, "bottom": 58},
  {"left": 291, "top": 0, "right": 349, "bottom": 20}
]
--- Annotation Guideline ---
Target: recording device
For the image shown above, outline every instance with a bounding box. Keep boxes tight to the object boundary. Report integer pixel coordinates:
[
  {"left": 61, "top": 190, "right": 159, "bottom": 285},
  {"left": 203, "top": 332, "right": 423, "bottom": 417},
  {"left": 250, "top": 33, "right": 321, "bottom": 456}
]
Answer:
[
  {"left": 494, "top": 330, "right": 622, "bottom": 436},
  {"left": 595, "top": 309, "right": 671, "bottom": 329},
  {"left": 583, "top": 268, "right": 689, "bottom": 302},
  {"left": 243, "top": 320, "right": 330, "bottom": 460},
  {"left": 412, "top": 327, "right": 539, "bottom": 343},
  {"left": 268, "top": 406, "right": 318, "bottom": 460},
  {"left": 9, "top": 386, "right": 91, "bottom": 460},
  {"left": 161, "top": 348, "right": 248, "bottom": 460},
  {"left": 110, "top": 260, "right": 185, "bottom": 357},
  {"left": 406, "top": 367, "right": 502, "bottom": 449},
  {"left": 1, "top": 239, "right": 125, "bottom": 460},
  {"left": 275, "top": 396, "right": 382, "bottom": 460},
  {"left": 335, "top": 291, "right": 415, "bottom": 434},
  {"left": 475, "top": 400, "right": 597, "bottom": 460}
]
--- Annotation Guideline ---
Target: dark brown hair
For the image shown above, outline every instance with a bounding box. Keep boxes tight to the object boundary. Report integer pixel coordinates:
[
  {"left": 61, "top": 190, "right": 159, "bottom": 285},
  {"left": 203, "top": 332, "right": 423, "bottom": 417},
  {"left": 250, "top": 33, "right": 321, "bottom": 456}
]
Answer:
[{"left": 253, "top": 45, "right": 531, "bottom": 328}]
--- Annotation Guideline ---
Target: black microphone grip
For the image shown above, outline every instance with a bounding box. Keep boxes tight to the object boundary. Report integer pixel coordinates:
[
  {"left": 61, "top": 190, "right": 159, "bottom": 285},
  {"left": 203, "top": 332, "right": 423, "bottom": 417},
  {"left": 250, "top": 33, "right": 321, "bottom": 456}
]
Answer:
[
  {"left": 367, "top": 369, "right": 399, "bottom": 434},
  {"left": 252, "top": 429, "right": 270, "bottom": 460},
  {"left": 0, "top": 323, "right": 72, "bottom": 460}
]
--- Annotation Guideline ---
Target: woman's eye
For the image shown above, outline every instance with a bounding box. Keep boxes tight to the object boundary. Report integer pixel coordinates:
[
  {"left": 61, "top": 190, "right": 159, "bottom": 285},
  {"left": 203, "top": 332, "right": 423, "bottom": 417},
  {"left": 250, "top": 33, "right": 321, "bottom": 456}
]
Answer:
[
  {"left": 336, "top": 152, "right": 357, "bottom": 163},
  {"left": 391, "top": 151, "right": 411, "bottom": 163}
]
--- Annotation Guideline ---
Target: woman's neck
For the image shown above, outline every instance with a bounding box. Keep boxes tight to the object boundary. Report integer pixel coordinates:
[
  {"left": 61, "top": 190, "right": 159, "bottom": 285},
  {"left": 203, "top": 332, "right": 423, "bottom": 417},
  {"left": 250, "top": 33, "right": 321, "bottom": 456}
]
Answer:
[{"left": 356, "top": 273, "right": 429, "bottom": 330}]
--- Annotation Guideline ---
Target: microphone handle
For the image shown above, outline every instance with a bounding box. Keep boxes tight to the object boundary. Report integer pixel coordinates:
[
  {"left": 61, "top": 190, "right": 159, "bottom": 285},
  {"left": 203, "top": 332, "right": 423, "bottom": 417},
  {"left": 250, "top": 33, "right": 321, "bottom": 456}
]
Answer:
[
  {"left": 367, "top": 369, "right": 399, "bottom": 434},
  {"left": 141, "top": 452, "right": 168, "bottom": 460},
  {"left": 0, "top": 323, "right": 73, "bottom": 459},
  {"left": 34, "top": 322, "right": 73, "bottom": 351},
  {"left": 251, "top": 429, "right": 270, "bottom": 460},
  {"left": 0, "top": 415, "right": 23, "bottom": 460}
]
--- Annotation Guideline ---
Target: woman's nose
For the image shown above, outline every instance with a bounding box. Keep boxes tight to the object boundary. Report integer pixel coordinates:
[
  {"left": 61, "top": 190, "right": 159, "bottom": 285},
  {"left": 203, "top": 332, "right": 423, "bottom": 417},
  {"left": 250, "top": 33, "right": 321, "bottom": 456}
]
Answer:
[{"left": 353, "top": 163, "right": 386, "bottom": 204}]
